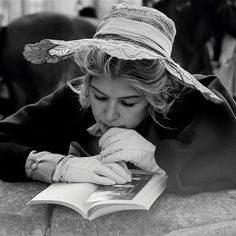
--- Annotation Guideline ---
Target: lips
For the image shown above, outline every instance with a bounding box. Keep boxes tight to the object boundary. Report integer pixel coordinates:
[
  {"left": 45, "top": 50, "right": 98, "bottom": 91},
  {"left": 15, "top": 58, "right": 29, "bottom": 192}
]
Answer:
[{"left": 104, "top": 123, "right": 126, "bottom": 131}]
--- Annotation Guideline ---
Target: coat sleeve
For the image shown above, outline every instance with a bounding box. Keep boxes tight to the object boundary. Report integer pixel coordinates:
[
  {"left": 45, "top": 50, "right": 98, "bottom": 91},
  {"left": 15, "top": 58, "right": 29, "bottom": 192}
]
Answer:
[
  {"left": 0, "top": 82, "right": 79, "bottom": 182},
  {"left": 156, "top": 76, "right": 236, "bottom": 194}
]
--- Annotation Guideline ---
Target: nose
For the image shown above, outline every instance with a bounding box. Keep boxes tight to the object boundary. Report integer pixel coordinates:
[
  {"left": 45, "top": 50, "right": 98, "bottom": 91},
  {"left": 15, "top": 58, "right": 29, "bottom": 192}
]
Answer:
[{"left": 105, "top": 101, "right": 119, "bottom": 122}]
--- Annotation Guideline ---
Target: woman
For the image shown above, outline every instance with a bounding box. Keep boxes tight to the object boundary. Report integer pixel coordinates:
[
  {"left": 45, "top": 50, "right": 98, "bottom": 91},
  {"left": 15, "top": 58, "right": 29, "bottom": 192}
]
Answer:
[{"left": 0, "top": 3, "right": 236, "bottom": 194}]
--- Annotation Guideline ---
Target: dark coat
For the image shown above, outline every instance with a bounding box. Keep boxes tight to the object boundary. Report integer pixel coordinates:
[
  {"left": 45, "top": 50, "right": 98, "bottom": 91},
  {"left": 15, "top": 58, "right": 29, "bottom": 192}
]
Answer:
[{"left": 0, "top": 75, "right": 235, "bottom": 194}]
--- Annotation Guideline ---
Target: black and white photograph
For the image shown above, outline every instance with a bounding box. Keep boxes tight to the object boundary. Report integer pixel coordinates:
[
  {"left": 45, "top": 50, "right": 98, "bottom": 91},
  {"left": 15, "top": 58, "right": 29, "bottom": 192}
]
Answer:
[{"left": 0, "top": 0, "right": 236, "bottom": 235}]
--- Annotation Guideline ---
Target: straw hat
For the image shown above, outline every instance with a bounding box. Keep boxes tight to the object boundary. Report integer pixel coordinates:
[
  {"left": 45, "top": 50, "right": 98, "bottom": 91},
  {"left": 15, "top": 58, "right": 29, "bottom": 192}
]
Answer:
[{"left": 23, "top": 3, "right": 222, "bottom": 103}]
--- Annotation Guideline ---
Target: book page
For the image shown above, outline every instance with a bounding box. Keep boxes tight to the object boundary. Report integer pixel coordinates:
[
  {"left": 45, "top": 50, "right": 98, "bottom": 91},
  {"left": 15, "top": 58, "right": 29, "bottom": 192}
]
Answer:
[
  {"left": 132, "top": 174, "right": 167, "bottom": 208},
  {"left": 28, "top": 182, "right": 97, "bottom": 217},
  {"left": 87, "top": 173, "right": 152, "bottom": 202},
  {"left": 86, "top": 171, "right": 167, "bottom": 220}
]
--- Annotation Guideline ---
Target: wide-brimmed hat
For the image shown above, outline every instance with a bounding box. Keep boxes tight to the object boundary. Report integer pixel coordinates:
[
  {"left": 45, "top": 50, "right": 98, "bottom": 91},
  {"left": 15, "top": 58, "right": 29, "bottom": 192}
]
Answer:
[{"left": 23, "top": 3, "right": 222, "bottom": 103}]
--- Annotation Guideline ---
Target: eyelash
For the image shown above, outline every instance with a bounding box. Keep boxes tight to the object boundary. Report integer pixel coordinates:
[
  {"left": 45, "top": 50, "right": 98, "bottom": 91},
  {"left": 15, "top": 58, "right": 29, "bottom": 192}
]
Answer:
[
  {"left": 94, "top": 95, "right": 106, "bottom": 101},
  {"left": 94, "top": 95, "right": 136, "bottom": 107},
  {"left": 121, "top": 101, "right": 136, "bottom": 107}
]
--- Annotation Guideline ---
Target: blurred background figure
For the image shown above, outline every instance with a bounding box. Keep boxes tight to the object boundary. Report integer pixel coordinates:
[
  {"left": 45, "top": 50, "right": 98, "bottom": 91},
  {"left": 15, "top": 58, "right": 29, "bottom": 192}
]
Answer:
[
  {"left": 153, "top": 0, "right": 236, "bottom": 99},
  {"left": 0, "top": 0, "right": 80, "bottom": 24},
  {"left": 213, "top": 34, "right": 236, "bottom": 99},
  {"left": 77, "top": 0, "right": 96, "bottom": 18},
  {"left": 0, "top": 0, "right": 97, "bottom": 119}
]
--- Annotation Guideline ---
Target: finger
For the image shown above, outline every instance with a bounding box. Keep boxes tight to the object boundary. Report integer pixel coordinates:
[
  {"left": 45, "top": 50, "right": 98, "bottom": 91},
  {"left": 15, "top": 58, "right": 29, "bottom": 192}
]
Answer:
[
  {"left": 99, "top": 128, "right": 125, "bottom": 149},
  {"left": 101, "top": 133, "right": 130, "bottom": 151},
  {"left": 118, "top": 161, "right": 132, "bottom": 179},
  {"left": 96, "top": 154, "right": 103, "bottom": 161},
  {"left": 99, "top": 127, "right": 127, "bottom": 148},
  {"left": 68, "top": 141, "right": 82, "bottom": 156},
  {"left": 118, "top": 161, "right": 128, "bottom": 171},
  {"left": 101, "top": 137, "right": 122, "bottom": 151},
  {"left": 100, "top": 130, "right": 134, "bottom": 151},
  {"left": 101, "top": 150, "right": 133, "bottom": 164},
  {"left": 100, "top": 147, "right": 122, "bottom": 159},
  {"left": 96, "top": 165, "right": 128, "bottom": 184},
  {"left": 104, "top": 162, "right": 132, "bottom": 182},
  {"left": 91, "top": 174, "right": 116, "bottom": 185},
  {"left": 101, "top": 150, "right": 127, "bottom": 163}
]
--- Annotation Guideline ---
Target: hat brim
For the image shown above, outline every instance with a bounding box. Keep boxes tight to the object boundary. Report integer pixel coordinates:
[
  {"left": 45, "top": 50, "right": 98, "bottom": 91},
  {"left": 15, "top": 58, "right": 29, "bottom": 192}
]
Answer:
[{"left": 23, "top": 38, "right": 222, "bottom": 104}]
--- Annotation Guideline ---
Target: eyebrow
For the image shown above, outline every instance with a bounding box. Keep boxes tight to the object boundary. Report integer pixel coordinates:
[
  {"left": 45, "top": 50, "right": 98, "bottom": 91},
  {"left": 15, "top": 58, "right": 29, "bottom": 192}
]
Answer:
[{"left": 90, "top": 85, "right": 141, "bottom": 99}]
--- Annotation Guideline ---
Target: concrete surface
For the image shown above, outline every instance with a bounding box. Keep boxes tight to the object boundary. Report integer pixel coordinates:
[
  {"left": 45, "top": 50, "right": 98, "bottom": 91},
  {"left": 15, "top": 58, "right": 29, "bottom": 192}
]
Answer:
[{"left": 1, "top": 180, "right": 236, "bottom": 236}]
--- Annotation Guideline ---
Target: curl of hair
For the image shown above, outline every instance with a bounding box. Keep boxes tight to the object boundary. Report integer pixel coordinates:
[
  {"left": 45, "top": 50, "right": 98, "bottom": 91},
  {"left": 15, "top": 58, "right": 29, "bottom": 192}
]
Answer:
[{"left": 69, "top": 46, "right": 185, "bottom": 126}]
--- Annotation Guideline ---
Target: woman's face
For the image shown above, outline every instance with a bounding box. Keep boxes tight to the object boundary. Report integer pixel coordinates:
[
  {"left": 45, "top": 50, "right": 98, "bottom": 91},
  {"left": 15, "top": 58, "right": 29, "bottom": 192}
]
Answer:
[{"left": 89, "top": 75, "right": 150, "bottom": 134}]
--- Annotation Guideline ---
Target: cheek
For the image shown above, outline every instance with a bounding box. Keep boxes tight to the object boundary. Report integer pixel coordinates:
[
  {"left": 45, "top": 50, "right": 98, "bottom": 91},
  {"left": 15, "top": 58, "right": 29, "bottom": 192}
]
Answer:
[
  {"left": 123, "top": 105, "right": 149, "bottom": 127},
  {"left": 89, "top": 96, "right": 106, "bottom": 121},
  {"left": 89, "top": 93, "right": 99, "bottom": 116}
]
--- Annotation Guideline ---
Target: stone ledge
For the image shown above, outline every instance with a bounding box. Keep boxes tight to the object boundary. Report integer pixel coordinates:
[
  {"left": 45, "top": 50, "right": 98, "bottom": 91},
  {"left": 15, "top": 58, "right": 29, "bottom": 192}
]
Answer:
[
  {"left": 0, "top": 181, "right": 50, "bottom": 236},
  {"left": 1, "top": 181, "right": 236, "bottom": 235},
  {"left": 50, "top": 190, "right": 236, "bottom": 236},
  {"left": 164, "top": 220, "right": 236, "bottom": 236}
]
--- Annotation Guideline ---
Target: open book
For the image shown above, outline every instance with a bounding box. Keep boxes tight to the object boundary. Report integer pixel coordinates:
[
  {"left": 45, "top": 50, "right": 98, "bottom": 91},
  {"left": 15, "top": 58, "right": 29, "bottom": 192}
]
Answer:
[{"left": 28, "top": 170, "right": 167, "bottom": 221}]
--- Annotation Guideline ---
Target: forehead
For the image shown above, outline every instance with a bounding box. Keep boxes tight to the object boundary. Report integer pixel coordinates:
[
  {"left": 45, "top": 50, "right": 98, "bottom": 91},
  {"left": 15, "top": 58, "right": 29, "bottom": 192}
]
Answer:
[{"left": 90, "top": 76, "right": 141, "bottom": 97}]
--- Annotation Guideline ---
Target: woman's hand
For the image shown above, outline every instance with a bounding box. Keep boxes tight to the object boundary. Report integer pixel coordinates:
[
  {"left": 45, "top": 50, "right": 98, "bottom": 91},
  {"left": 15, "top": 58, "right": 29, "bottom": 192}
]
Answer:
[
  {"left": 53, "top": 155, "right": 132, "bottom": 185},
  {"left": 99, "top": 128, "right": 164, "bottom": 174}
]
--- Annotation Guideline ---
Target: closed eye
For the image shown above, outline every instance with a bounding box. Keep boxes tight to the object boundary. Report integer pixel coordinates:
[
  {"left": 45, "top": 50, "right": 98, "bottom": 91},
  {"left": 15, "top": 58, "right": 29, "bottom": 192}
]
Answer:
[
  {"left": 94, "top": 94, "right": 107, "bottom": 101},
  {"left": 121, "top": 101, "right": 136, "bottom": 107}
]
